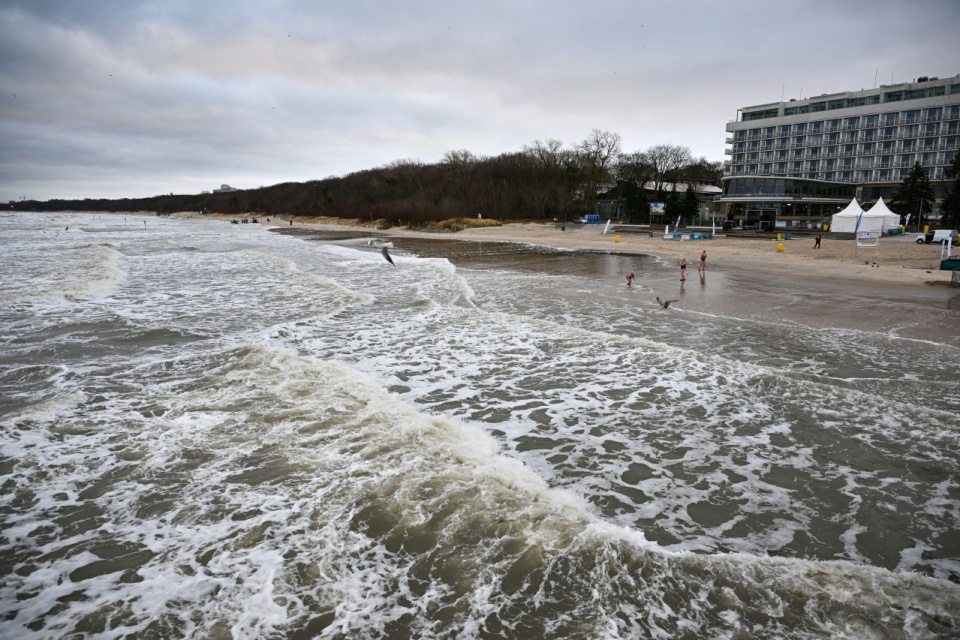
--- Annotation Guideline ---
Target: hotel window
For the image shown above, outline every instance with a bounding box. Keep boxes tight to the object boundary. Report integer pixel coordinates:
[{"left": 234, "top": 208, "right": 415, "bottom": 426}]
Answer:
[
  {"left": 809, "top": 121, "right": 823, "bottom": 132},
  {"left": 881, "top": 112, "right": 899, "bottom": 125},
  {"left": 843, "top": 117, "right": 859, "bottom": 129},
  {"left": 900, "top": 124, "right": 918, "bottom": 138},
  {"left": 862, "top": 114, "right": 878, "bottom": 126},
  {"left": 923, "top": 107, "right": 942, "bottom": 121},
  {"left": 826, "top": 119, "right": 841, "bottom": 131},
  {"left": 901, "top": 110, "right": 919, "bottom": 123}
]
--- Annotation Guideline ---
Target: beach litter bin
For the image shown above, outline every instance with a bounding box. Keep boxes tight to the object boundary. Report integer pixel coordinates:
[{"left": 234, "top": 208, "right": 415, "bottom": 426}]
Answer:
[
  {"left": 785, "top": 231, "right": 792, "bottom": 240},
  {"left": 776, "top": 232, "right": 783, "bottom": 241},
  {"left": 691, "top": 233, "right": 702, "bottom": 240},
  {"left": 649, "top": 231, "right": 656, "bottom": 237},
  {"left": 776, "top": 243, "right": 785, "bottom": 252}
]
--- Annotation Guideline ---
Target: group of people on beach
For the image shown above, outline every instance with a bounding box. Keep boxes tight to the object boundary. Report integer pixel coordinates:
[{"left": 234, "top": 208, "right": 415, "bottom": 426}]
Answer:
[
  {"left": 626, "top": 249, "right": 706, "bottom": 287},
  {"left": 679, "top": 250, "right": 706, "bottom": 282}
]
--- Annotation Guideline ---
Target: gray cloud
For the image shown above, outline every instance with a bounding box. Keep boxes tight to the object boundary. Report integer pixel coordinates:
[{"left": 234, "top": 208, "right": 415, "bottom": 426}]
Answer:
[{"left": 2, "top": 0, "right": 959, "bottom": 201}]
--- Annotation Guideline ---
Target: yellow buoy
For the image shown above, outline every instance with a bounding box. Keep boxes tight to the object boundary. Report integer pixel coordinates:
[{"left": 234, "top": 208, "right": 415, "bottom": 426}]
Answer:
[
  {"left": 614, "top": 235, "right": 621, "bottom": 243},
  {"left": 776, "top": 243, "right": 785, "bottom": 252}
]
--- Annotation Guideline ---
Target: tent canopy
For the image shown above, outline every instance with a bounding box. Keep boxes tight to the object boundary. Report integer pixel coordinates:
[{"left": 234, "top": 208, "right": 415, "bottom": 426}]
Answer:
[{"left": 830, "top": 197, "right": 901, "bottom": 233}]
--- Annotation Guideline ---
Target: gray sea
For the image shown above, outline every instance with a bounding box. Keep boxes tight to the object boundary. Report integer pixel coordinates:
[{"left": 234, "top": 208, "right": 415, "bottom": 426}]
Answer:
[{"left": 1, "top": 211, "right": 959, "bottom": 639}]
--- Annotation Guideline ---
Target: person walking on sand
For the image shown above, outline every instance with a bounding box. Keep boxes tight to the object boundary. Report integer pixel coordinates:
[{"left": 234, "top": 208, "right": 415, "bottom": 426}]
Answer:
[
  {"left": 699, "top": 250, "right": 707, "bottom": 273},
  {"left": 679, "top": 257, "right": 687, "bottom": 281},
  {"left": 626, "top": 272, "right": 635, "bottom": 287},
  {"left": 814, "top": 233, "right": 822, "bottom": 249}
]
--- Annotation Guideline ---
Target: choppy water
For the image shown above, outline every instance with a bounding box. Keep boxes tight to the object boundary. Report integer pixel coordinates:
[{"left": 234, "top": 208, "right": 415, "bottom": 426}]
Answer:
[{"left": 1, "top": 211, "right": 959, "bottom": 639}]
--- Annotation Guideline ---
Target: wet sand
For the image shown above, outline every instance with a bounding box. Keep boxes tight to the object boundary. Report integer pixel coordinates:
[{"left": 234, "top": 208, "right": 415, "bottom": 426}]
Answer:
[{"left": 205, "top": 213, "right": 958, "bottom": 289}]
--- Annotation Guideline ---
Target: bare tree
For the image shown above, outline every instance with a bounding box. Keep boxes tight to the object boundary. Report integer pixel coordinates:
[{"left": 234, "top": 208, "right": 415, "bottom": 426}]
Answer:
[
  {"left": 524, "top": 139, "right": 566, "bottom": 171},
  {"left": 442, "top": 149, "right": 478, "bottom": 170},
  {"left": 575, "top": 129, "right": 622, "bottom": 213},
  {"left": 683, "top": 156, "right": 724, "bottom": 187},
  {"left": 642, "top": 144, "right": 693, "bottom": 193}
]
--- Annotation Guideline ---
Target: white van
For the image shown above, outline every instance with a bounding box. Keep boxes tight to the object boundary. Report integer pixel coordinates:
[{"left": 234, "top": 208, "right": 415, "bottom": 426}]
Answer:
[{"left": 915, "top": 229, "right": 958, "bottom": 244}]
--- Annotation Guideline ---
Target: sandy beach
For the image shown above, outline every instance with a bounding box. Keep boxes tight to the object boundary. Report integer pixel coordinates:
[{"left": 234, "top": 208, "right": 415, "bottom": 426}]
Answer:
[{"left": 203, "top": 212, "right": 958, "bottom": 289}]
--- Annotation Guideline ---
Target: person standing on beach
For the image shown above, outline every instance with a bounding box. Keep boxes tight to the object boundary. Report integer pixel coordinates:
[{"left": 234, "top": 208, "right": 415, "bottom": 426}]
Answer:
[
  {"left": 814, "top": 233, "right": 822, "bottom": 249},
  {"left": 699, "top": 250, "right": 707, "bottom": 273},
  {"left": 626, "top": 272, "right": 635, "bottom": 287},
  {"left": 679, "top": 257, "right": 687, "bottom": 281}
]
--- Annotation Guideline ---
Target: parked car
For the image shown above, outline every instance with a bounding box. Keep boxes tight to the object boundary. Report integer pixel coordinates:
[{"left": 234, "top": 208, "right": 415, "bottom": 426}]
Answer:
[{"left": 915, "top": 229, "right": 958, "bottom": 244}]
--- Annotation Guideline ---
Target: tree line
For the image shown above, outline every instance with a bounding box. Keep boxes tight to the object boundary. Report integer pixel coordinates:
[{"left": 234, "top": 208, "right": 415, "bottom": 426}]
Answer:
[{"left": 9, "top": 130, "right": 724, "bottom": 225}]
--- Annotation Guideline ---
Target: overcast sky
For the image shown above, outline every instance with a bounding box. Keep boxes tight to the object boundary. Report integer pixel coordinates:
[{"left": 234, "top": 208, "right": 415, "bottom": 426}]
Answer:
[{"left": 2, "top": 0, "right": 959, "bottom": 202}]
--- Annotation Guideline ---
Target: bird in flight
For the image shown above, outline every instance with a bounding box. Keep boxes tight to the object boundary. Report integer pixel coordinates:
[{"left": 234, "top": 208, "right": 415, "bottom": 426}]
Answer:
[
  {"left": 656, "top": 296, "right": 678, "bottom": 309},
  {"left": 367, "top": 239, "right": 396, "bottom": 266}
]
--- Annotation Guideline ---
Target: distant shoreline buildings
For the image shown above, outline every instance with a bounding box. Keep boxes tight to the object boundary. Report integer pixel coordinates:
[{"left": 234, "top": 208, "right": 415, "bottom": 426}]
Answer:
[{"left": 719, "top": 74, "right": 960, "bottom": 230}]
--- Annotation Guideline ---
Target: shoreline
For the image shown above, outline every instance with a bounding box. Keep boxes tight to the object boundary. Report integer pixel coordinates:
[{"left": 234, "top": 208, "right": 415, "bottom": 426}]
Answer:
[{"left": 195, "top": 212, "right": 957, "bottom": 290}]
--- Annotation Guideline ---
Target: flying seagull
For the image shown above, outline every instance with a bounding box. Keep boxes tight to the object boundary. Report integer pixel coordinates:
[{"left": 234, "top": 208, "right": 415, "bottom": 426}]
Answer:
[
  {"left": 361, "top": 238, "right": 395, "bottom": 265},
  {"left": 656, "top": 296, "right": 678, "bottom": 309}
]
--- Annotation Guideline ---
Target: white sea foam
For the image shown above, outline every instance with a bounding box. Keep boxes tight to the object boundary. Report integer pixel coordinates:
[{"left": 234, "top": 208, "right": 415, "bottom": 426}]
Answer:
[{"left": 3, "top": 212, "right": 959, "bottom": 638}]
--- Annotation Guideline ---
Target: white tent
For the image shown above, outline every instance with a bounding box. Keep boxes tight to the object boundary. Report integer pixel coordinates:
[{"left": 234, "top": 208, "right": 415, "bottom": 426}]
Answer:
[
  {"left": 830, "top": 197, "right": 901, "bottom": 233},
  {"left": 829, "top": 198, "right": 865, "bottom": 233},
  {"left": 863, "top": 197, "right": 901, "bottom": 232}
]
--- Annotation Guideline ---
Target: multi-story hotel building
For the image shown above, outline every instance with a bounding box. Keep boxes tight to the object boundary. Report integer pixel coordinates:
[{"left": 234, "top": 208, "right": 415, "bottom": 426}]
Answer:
[{"left": 719, "top": 75, "right": 960, "bottom": 230}]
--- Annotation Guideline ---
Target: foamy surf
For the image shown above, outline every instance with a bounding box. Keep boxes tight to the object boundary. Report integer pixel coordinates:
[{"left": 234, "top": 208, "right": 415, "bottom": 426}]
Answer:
[{"left": 1, "top": 212, "right": 958, "bottom": 638}]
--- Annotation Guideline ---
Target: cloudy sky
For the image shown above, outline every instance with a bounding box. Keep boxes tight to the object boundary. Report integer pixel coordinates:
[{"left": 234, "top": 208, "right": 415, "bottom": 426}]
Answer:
[{"left": 2, "top": 0, "right": 959, "bottom": 202}]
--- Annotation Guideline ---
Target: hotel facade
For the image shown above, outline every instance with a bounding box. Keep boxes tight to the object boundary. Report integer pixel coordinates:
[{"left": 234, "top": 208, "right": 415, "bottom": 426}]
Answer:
[{"left": 719, "top": 75, "right": 960, "bottom": 230}]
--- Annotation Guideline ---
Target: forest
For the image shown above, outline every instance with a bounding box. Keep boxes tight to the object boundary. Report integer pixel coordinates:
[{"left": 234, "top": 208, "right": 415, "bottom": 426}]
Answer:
[{"left": 9, "top": 131, "right": 724, "bottom": 225}]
